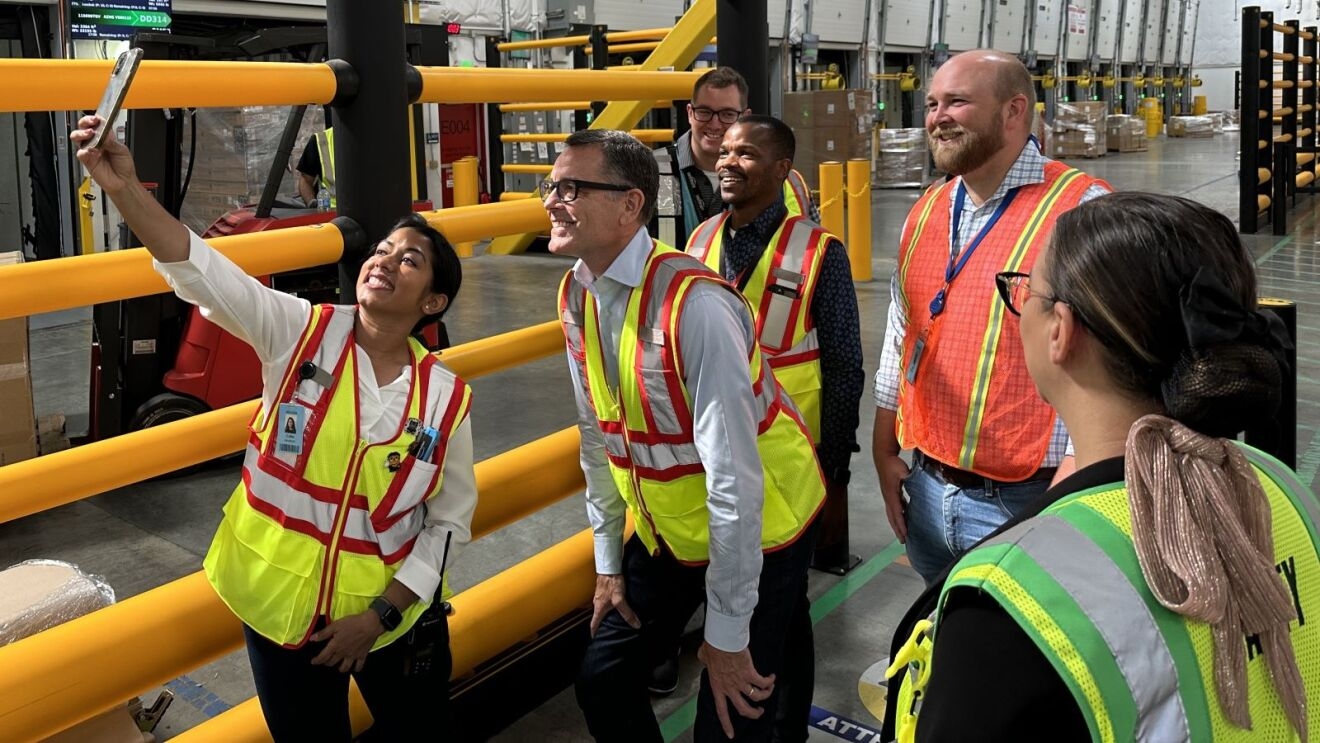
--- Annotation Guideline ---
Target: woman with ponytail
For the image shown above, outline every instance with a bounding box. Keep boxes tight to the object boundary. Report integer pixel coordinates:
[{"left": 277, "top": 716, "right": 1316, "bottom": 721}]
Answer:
[{"left": 882, "top": 192, "right": 1317, "bottom": 742}]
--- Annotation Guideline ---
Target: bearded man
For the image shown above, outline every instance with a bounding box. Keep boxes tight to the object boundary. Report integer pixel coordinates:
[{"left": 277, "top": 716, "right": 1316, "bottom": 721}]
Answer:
[{"left": 870, "top": 49, "right": 1112, "bottom": 584}]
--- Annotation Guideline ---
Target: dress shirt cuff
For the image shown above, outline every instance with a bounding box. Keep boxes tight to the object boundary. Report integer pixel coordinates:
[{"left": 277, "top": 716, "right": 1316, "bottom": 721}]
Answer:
[
  {"left": 704, "top": 605, "right": 751, "bottom": 652},
  {"left": 391, "top": 558, "right": 440, "bottom": 607},
  {"left": 593, "top": 533, "right": 624, "bottom": 575}
]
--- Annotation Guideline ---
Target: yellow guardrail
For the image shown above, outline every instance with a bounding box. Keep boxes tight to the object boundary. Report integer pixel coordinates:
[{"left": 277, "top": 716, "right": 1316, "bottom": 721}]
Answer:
[
  {"left": 415, "top": 67, "right": 699, "bottom": 105},
  {"left": 498, "top": 100, "right": 671, "bottom": 112},
  {"left": 502, "top": 129, "right": 674, "bottom": 143},
  {"left": 0, "top": 60, "right": 338, "bottom": 113}
]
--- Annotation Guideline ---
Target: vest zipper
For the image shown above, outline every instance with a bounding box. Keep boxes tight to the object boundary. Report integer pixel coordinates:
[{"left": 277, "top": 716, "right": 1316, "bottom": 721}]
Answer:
[{"left": 312, "top": 440, "right": 371, "bottom": 622}]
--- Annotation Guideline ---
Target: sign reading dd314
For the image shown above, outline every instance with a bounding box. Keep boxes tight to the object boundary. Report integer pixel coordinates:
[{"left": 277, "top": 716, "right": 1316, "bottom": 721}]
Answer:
[{"left": 71, "top": 0, "right": 172, "bottom": 42}]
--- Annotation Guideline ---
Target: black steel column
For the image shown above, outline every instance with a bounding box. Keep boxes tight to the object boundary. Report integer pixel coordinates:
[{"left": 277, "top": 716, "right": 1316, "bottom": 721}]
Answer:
[
  {"left": 718, "top": 0, "right": 769, "bottom": 112},
  {"left": 486, "top": 35, "right": 505, "bottom": 200},
  {"left": 1241, "top": 7, "right": 1263, "bottom": 234},
  {"left": 590, "top": 24, "right": 608, "bottom": 122},
  {"left": 327, "top": 0, "right": 409, "bottom": 270},
  {"left": 1284, "top": 21, "right": 1300, "bottom": 207},
  {"left": 571, "top": 23, "right": 592, "bottom": 131}
]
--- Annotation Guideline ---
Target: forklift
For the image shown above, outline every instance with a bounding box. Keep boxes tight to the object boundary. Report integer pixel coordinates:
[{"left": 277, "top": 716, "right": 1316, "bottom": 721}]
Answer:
[{"left": 88, "top": 22, "right": 454, "bottom": 444}]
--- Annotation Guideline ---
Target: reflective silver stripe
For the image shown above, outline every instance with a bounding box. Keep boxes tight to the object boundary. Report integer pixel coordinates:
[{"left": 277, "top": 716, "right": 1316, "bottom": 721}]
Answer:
[
  {"left": 244, "top": 443, "right": 339, "bottom": 536},
  {"left": 687, "top": 217, "right": 721, "bottom": 261},
  {"left": 1240, "top": 445, "right": 1320, "bottom": 530},
  {"left": 292, "top": 307, "right": 355, "bottom": 407},
  {"left": 628, "top": 439, "right": 702, "bottom": 472},
  {"left": 772, "top": 329, "right": 819, "bottom": 362},
  {"left": 375, "top": 509, "right": 423, "bottom": 555},
  {"left": 757, "top": 222, "right": 817, "bottom": 350},
  {"left": 987, "top": 514, "right": 1191, "bottom": 743}
]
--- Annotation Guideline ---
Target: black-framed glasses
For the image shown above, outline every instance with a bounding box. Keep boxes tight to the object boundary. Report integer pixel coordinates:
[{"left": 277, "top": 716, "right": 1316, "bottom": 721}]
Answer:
[
  {"left": 690, "top": 106, "right": 745, "bottom": 124},
  {"left": 539, "top": 178, "right": 634, "bottom": 203},
  {"left": 995, "top": 271, "right": 1062, "bottom": 316}
]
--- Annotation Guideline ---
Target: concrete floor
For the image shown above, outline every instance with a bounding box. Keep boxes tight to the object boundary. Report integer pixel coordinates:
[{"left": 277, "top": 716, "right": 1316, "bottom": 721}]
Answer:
[{"left": 5, "top": 132, "right": 1317, "bottom": 741}]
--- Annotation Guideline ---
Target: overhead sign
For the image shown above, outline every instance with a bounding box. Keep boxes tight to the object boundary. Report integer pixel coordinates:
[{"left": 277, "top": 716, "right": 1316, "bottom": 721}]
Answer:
[{"left": 71, "top": 0, "right": 172, "bottom": 41}]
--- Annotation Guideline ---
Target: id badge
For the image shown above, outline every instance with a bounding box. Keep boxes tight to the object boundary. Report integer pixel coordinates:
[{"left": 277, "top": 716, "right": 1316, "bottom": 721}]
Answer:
[
  {"left": 905, "top": 330, "right": 928, "bottom": 385},
  {"left": 276, "top": 403, "right": 307, "bottom": 455}
]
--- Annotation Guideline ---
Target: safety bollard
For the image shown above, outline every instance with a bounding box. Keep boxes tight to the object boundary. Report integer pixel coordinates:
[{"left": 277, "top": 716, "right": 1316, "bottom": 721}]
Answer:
[
  {"left": 1245, "top": 298, "right": 1298, "bottom": 468},
  {"left": 819, "top": 161, "right": 845, "bottom": 239},
  {"left": 845, "top": 158, "right": 873, "bottom": 282},
  {"left": 452, "top": 156, "right": 479, "bottom": 257}
]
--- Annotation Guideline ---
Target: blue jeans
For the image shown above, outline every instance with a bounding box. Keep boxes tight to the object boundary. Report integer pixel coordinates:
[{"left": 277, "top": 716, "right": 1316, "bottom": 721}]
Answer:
[
  {"left": 902, "top": 453, "right": 1051, "bottom": 584},
  {"left": 576, "top": 521, "right": 819, "bottom": 743}
]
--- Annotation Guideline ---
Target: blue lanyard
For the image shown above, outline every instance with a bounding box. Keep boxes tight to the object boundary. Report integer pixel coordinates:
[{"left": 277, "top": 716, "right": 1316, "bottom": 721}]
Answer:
[{"left": 929, "top": 184, "right": 1019, "bottom": 318}]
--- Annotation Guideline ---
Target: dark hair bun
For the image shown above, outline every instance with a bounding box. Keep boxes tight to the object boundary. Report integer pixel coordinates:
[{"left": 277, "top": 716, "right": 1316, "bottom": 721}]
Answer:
[{"left": 1160, "top": 342, "right": 1284, "bottom": 438}]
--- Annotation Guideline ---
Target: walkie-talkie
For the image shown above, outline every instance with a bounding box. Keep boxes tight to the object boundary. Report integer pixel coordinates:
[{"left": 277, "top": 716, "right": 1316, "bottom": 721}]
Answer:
[{"left": 404, "top": 531, "right": 452, "bottom": 678}]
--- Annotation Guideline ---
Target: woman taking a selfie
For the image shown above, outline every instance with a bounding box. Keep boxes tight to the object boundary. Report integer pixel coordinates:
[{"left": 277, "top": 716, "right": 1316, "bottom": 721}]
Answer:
[
  {"left": 884, "top": 193, "right": 1319, "bottom": 742},
  {"left": 72, "top": 116, "right": 476, "bottom": 742}
]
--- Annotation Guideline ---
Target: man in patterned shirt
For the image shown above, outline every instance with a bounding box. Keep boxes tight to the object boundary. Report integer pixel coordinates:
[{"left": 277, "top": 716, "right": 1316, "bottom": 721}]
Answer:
[
  {"left": 872, "top": 49, "right": 1110, "bottom": 584},
  {"left": 685, "top": 114, "right": 864, "bottom": 742}
]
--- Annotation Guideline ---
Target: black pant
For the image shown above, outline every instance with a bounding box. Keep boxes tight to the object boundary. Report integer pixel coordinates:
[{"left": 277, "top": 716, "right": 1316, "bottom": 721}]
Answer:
[
  {"left": 243, "top": 614, "right": 452, "bottom": 742},
  {"left": 576, "top": 520, "right": 819, "bottom": 743}
]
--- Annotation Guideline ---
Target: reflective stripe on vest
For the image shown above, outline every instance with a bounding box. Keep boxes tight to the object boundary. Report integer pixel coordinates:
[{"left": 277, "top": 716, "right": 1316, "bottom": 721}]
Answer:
[
  {"left": 205, "top": 304, "right": 471, "bottom": 648},
  {"left": 907, "top": 449, "right": 1320, "bottom": 743},
  {"left": 895, "top": 164, "right": 1101, "bottom": 479},
  {"left": 315, "top": 128, "right": 337, "bottom": 206},
  {"left": 558, "top": 243, "right": 826, "bottom": 563},
  {"left": 686, "top": 213, "right": 832, "bottom": 441}
]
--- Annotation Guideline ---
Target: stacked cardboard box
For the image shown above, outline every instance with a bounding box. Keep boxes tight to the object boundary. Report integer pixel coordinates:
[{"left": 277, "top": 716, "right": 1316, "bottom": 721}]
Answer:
[
  {"left": 180, "top": 107, "right": 326, "bottom": 233},
  {"left": 876, "top": 128, "right": 928, "bottom": 188},
  {"left": 1167, "top": 115, "right": 1215, "bottom": 138},
  {"left": 1106, "top": 115, "right": 1147, "bottom": 153},
  {"left": 1052, "top": 102, "right": 1107, "bottom": 159},
  {"left": 0, "top": 252, "right": 36, "bottom": 466},
  {"left": 782, "top": 89, "right": 874, "bottom": 190}
]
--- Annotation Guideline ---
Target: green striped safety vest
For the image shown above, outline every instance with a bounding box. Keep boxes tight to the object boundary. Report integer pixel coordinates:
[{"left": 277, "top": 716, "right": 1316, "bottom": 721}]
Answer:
[{"left": 890, "top": 445, "right": 1320, "bottom": 743}]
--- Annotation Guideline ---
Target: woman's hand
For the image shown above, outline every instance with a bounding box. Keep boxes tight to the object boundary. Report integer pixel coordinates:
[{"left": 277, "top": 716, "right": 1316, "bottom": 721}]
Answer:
[
  {"left": 69, "top": 115, "right": 139, "bottom": 195},
  {"left": 310, "top": 612, "right": 386, "bottom": 673}
]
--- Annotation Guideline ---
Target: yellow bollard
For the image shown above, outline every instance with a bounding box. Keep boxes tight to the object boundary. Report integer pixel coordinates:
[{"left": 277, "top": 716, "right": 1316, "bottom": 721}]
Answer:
[
  {"left": 1193, "top": 94, "right": 1208, "bottom": 115},
  {"left": 845, "top": 159, "right": 872, "bottom": 282},
  {"left": 451, "top": 156, "right": 479, "bottom": 257},
  {"left": 819, "top": 161, "right": 845, "bottom": 240},
  {"left": 77, "top": 177, "right": 96, "bottom": 255}
]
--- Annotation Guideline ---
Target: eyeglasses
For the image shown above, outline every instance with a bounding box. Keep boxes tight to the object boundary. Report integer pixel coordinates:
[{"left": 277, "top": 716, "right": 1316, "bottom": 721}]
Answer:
[
  {"left": 539, "top": 178, "right": 634, "bottom": 203},
  {"left": 995, "top": 271, "right": 1063, "bottom": 316},
  {"left": 690, "top": 106, "right": 745, "bottom": 125}
]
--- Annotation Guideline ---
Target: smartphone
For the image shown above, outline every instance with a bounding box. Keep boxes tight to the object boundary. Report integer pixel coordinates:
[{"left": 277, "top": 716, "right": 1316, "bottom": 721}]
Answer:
[{"left": 87, "top": 48, "right": 144, "bottom": 150}]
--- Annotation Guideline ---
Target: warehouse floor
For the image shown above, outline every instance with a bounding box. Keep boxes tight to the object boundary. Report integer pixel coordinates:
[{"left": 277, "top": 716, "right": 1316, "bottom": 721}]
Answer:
[{"left": 4, "top": 131, "right": 1315, "bottom": 741}]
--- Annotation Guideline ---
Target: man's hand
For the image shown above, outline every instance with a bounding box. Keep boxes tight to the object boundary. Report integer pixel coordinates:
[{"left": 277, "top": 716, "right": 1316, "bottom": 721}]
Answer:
[
  {"left": 589, "top": 573, "right": 640, "bottom": 637},
  {"left": 876, "top": 454, "right": 910, "bottom": 544},
  {"left": 310, "top": 611, "right": 385, "bottom": 673},
  {"left": 698, "top": 642, "right": 776, "bottom": 739}
]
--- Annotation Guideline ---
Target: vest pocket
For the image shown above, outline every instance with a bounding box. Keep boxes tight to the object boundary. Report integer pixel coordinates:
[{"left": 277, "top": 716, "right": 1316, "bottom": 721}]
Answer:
[
  {"left": 372, "top": 458, "right": 440, "bottom": 533},
  {"left": 331, "top": 551, "right": 392, "bottom": 620},
  {"left": 206, "top": 506, "right": 320, "bottom": 643}
]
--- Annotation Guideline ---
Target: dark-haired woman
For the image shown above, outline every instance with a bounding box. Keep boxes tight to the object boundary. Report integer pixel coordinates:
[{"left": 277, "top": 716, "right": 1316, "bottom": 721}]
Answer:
[
  {"left": 883, "top": 192, "right": 1318, "bottom": 742},
  {"left": 72, "top": 117, "right": 475, "bottom": 741}
]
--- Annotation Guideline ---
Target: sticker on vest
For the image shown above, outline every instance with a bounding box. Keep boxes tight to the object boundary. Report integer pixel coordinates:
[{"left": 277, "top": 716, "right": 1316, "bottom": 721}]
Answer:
[{"left": 276, "top": 403, "right": 307, "bottom": 455}]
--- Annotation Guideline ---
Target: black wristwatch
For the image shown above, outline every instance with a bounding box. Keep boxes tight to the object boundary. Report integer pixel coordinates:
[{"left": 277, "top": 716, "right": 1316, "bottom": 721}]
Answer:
[{"left": 369, "top": 597, "right": 402, "bottom": 631}]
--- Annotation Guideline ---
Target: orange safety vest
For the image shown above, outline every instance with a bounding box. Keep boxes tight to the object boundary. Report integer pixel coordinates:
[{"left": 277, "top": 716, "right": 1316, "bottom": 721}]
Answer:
[
  {"left": 685, "top": 212, "right": 834, "bottom": 443},
  {"left": 204, "top": 304, "right": 472, "bottom": 648},
  {"left": 895, "top": 161, "right": 1104, "bottom": 480},
  {"left": 558, "top": 243, "right": 825, "bottom": 563}
]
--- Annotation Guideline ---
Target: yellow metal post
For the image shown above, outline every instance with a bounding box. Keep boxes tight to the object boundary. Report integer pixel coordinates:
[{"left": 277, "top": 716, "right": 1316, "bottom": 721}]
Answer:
[
  {"left": 451, "top": 156, "right": 479, "bottom": 257},
  {"left": 77, "top": 177, "right": 96, "bottom": 255},
  {"left": 845, "top": 158, "right": 872, "bottom": 282},
  {"left": 819, "top": 161, "right": 845, "bottom": 239}
]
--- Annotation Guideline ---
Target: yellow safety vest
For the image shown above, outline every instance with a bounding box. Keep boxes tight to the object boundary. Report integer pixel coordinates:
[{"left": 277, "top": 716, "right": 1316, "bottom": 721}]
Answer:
[
  {"left": 685, "top": 212, "right": 833, "bottom": 443},
  {"left": 204, "top": 304, "right": 472, "bottom": 648},
  {"left": 784, "top": 169, "right": 813, "bottom": 219},
  {"left": 315, "top": 128, "right": 337, "bottom": 208},
  {"left": 889, "top": 445, "right": 1320, "bottom": 743},
  {"left": 558, "top": 242, "right": 825, "bottom": 563}
]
